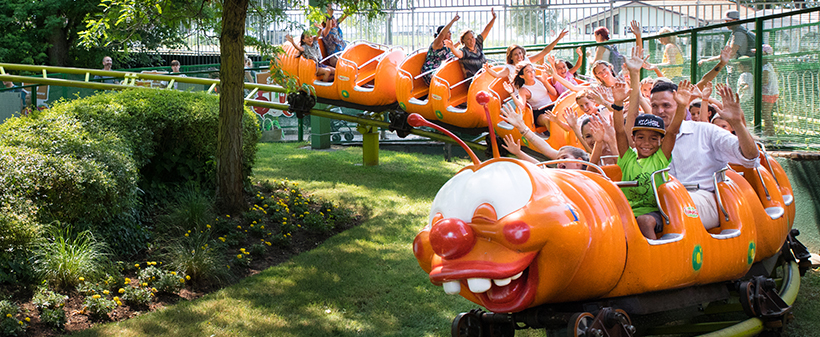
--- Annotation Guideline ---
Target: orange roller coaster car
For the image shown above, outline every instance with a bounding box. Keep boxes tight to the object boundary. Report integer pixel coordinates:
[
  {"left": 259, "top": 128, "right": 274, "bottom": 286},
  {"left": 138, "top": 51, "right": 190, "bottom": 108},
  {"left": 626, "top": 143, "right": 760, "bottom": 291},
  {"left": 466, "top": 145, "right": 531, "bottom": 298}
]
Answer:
[
  {"left": 412, "top": 150, "right": 794, "bottom": 313},
  {"left": 335, "top": 42, "right": 405, "bottom": 106}
]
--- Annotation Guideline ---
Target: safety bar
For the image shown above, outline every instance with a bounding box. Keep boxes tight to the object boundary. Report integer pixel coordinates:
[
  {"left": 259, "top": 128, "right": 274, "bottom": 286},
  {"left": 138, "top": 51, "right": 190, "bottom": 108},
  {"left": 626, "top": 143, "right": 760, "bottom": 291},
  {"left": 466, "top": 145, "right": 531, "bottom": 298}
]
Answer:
[
  {"left": 650, "top": 167, "right": 672, "bottom": 225},
  {"left": 756, "top": 168, "right": 772, "bottom": 201},
  {"left": 599, "top": 155, "right": 618, "bottom": 166},
  {"left": 713, "top": 167, "right": 731, "bottom": 222},
  {"left": 756, "top": 141, "right": 781, "bottom": 187},
  {"left": 414, "top": 68, "right": 437, "bottom": 80},
  {"left": 538, "top": 159, "right": 604, "bottom": 176},
  {"left": 319, "top": 51, "right": 343, "bottom": 64}
]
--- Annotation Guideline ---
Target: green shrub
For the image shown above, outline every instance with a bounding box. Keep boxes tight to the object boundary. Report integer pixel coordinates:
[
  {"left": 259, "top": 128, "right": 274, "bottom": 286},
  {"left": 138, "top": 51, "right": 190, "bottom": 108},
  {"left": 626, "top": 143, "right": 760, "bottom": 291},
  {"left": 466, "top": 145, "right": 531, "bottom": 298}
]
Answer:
[
  {"left": 39, "top": 307, "right": 66, "bottom": 330},
  {"left": 82, "top": 295, "right": 115, "bottom": 318},
  {"left": 31, "top": 287, "right": 67, "bottom": 310},
  {"left": 30, "top": 225, "right": 111, "bottom": 289},
  {"left": 120, "top": 286, "right": 153, "bottom": 307},
  {"left": 0, "top": 300, "right": 25, "bottom": 336},
  {"left": 156, "top": 186, "right": 215, "bottom": 236},
  {"left": 163, "top": 232, "right": 232, "bottom": 287}
]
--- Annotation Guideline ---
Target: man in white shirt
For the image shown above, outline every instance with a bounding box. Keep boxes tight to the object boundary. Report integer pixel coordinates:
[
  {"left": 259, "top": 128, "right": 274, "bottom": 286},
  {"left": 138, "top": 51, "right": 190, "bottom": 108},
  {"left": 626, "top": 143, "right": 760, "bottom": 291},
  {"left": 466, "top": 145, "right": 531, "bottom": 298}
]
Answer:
[{"left": 649, "top": 80, "right": 759, "bottom": 229}]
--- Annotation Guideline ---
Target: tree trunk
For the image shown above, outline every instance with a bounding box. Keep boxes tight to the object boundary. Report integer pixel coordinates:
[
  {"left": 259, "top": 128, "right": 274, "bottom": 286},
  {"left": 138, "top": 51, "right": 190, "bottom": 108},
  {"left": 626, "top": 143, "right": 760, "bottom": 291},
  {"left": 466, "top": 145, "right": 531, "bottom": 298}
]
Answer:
[
  {"left": 216, "top": 0, "right": 250, "bottom": 214},
  {"left": 47, "top": 24, "right": 70, "bottom": 67}
]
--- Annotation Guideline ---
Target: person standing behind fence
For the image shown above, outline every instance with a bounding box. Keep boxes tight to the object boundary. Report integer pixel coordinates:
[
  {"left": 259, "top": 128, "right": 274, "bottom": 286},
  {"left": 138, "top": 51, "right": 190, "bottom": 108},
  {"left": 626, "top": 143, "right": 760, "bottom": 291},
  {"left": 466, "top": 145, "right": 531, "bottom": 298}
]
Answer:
[
  {"left": 3, "top": 80, "right": 27, "bottom": 108},
  {"left": 163, "top": 60, "right": 186, "bottom": 90},
  {"left": 93, "top": 56, "right": 119, "bottom": 84},
  {"left": 645, "top": 27, "right": 684, "bottom": 80},
  {"left": 760, "top": 44, "right": 778, "bottom": 137},
  {"left": 420, "top": 14, "right": 460, "bottom": 86},
  {"left": 699, "top": 10, "right": 755, "bottom": 65},
  {"left": 445, "top": 8, "right": 497, "bottom": 81},
  {"left": 592, "top": 27, "right": 624, "bottom": 74}
]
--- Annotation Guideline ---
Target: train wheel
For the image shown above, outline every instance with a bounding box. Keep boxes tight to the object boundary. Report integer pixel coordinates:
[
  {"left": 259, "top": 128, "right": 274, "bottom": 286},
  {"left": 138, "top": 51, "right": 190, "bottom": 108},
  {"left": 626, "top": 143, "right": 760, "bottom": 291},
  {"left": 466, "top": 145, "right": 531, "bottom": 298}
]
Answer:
[
  {"left": 331, "top": 133, "right": 341, "bottom": 142},
  {"left": 344, "top": 132, "right": 354, "bottom": 141},
  {"left": 452, "top": 311, "right": 483, "bottom": 337},
  {"left": 739, "top": 280, "right": 758, "bottom": 317},
  {"left": 567, "top": 312, "right": 594, "bottom": 337}
]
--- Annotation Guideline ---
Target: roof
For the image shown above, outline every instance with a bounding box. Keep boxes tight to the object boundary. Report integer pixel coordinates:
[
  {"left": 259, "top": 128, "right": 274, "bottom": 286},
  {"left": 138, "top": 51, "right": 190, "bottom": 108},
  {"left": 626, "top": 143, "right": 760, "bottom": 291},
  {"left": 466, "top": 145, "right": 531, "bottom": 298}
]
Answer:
[{"left": 570, "top": 0, "right": 756, "bottom": 26}]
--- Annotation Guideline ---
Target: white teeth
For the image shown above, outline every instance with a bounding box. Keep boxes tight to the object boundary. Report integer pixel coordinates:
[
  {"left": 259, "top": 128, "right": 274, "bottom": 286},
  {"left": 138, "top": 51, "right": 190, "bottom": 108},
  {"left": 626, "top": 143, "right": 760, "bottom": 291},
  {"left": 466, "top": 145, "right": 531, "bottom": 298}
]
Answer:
[
  {"left": 494, "top": 277, "right": 512, "bottom": 287},
  {"left": 511, "top": 271, "right": 523, "bottom": 280},
  {"left": 443, "top": 281, "right": 461, "bottom": 295},
  {"left": 467, "top": 278, "right": 492, "bottom": 293}
]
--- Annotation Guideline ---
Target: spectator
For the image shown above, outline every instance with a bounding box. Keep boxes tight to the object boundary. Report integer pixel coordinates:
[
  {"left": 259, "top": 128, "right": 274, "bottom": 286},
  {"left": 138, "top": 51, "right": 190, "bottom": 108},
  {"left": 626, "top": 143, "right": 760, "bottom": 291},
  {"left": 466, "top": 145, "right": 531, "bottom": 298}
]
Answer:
[
  {"left": 164, "top": 60, "right": 186, "bottom": 89},
  {"left": 93, "top": 56, "right": 119, "bottom": 84},
  {"left": 3, "top": 80, "right": 28, "bottom": 108},
  {"left": 420, "top": 14, "right": 460, "bottom": 86},
  {"left": 646, "top": 27, "right": 685, "bottom": 79},
  {"left": 761, "top": 44, "right": 778, "bottom": 136},
  {"left": 592, "top": 27, "right": 623, "bottom": 73},
  {"left": 699, "top": 10, "right": 755, "bottom": 64}
]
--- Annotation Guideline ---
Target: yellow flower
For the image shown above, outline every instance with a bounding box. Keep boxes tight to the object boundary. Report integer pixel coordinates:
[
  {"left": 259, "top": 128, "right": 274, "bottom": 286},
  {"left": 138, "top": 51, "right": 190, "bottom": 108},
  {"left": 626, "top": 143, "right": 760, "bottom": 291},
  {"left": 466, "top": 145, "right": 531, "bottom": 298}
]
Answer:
[
  {"left": 24, "top": 317, "right": 30, "bottom": 322},
  {"left": 250, "top": 224, "right": 254, "bottom": 228},
  {"left": 152, "top": 288, "right": 158, "bottom": 292},
  {"left": 92, "top": 294, "right": 101, "bottom": 299},
  {"left": 240, "top": 248, "right": 246, "bottom": 252},
  {"left": 218, "top": 237, "right": 225, "bottom": 242},
  {"left": 185, "top": 233, "right": 189, "bottom": 237},
  {"left": 226, "top": 214, "right": 231, "bottom": 218},
  {"left": 260, "top": 226, "right": 265, "bottom": 229},
  {"left": 118, "top": 288, "right": 125, "bottom": 294},
  {"left": 103, "top": 290, "right": 109, "bottom": 295},
  {"left": 244, "top": 251, "right": 249, "bottom": 255},
  {"left": 141, "top": 282, "right": 148, "bottom": 287},
  {"left": 187, "top": 230, "right": 191, "bottom": 233},
  {"left": 171, "top": 271, "right": 177, "bottom": 275},
  {"left": 117, "top": 300, "right": 123, "bottom": 306},
  {"left": 113, "top": 296, "right": 119, "bottom": 301},
  {"left": 185, "top": 275, "right": 191, "bottom": 280},
  {"left": 237, "top": 254, "right": 243, "bottom": 259},
  {"left": 124, "top": 278, "right": 131, "bottom": 283},
  {"left": 17, "top": 320, "right": 22, "bottom": 325},
  {"left": 79, "top": 277, "right": 85, "bottom": 282},
  {"left": 206, "top": 224, "right": 211, "bottom": 229},
  {"left": 265, "top": 242, "right": 271, "bottom": 246},
  {"left": 237, "top": 225, "right": 242, "bottom": 229},
  {"left": 5, "top": 314, "right": 11, "bottom": 318},
  {"left": 135, "top": 263, "right": 140, "bottom": 268},
  {"left": 179, "top": 278, "right": 185, "bottom": 283}
]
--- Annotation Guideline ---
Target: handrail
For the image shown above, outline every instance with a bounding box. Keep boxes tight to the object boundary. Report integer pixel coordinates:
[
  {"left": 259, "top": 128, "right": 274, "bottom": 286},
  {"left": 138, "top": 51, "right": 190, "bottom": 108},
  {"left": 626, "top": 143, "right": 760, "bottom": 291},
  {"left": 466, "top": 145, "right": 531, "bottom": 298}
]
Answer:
[
  {"left": 537, "top": 159, "right": 604, "bottom": 176},
  {"left": 756, "top": 168, "right": 773, "bottom": 201},
  {"left": 650, "top": 167, "right": 672, "bottom": 225},
  {"left": 713, "top": 167, "right": 732, "bottom": 223}
]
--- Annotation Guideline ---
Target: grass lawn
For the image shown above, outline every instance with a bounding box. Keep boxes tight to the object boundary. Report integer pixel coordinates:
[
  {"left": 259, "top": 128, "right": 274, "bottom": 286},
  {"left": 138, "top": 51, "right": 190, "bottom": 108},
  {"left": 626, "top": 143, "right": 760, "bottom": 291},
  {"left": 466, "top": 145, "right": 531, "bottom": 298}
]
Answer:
[{"left": 72, "top": 143, "right": 819, "bottom": 337}]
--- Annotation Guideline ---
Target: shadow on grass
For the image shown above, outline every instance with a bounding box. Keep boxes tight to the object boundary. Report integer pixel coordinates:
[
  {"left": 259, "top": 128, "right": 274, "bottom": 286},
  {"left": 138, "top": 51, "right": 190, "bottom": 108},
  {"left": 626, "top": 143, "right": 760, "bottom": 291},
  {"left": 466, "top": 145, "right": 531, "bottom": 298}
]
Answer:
[{"left": 783, "top": 159, "right": 820, "bottom": 250}]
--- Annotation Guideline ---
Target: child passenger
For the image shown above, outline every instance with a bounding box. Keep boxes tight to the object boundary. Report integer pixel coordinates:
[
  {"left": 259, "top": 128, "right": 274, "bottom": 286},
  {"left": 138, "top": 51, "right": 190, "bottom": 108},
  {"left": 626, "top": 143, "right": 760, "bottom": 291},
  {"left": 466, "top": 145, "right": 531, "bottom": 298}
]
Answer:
[
  {"left": 513, "top": 61, "right": 558, "bottom": 131},
  {"left": 286, "top": 31, "right": 335, "bottom": 82},
  {"left": 605, "top": 46, "right": 691, "bottom": 240}
]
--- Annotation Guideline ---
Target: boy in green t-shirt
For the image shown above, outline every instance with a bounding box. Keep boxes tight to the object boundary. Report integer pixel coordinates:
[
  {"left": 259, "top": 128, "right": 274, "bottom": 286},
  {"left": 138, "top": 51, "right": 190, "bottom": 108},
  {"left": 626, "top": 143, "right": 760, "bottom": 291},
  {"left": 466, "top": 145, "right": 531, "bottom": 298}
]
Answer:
[{"left": 593, "top": 45, "right": 692, "bottom": 239}]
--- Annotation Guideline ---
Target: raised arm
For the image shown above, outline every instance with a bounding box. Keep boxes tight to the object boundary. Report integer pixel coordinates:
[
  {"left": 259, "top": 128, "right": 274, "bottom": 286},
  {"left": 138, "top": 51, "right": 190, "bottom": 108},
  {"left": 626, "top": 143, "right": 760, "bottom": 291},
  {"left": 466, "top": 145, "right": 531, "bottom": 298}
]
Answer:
[
  {"left": 483, "top": 63, "right": 509, "bottom": 79},
  {"left": 716, "top": 84, "right": 759, "bottom": 160},
  {"left": 588, "top": 117, "right": 607, "bottom": 166},
  {"left": 502, "top": 134, "right": 539, "bottom": 164},
  {"left": 337, "top": 12, "right": 350, "bottom": 24},
  {"left": 503, "top": 82, "right": 526, "bottom": 112},
  {"left": 620, "top": 46, "right": 646, "bottom": 157},
  {"left": 563, "top": 107, "right": 592, "bottom": 152},
  {"left": 569, "top": 47, "right": 584, "bottom": 74},
  {"left": 697, "top": 45, "right": 731, "bottom": 83},
  {"left": 630, "top": 20, "right": 643, "bottom": 50},
  {"left": 500, "top": 103, "right": 559, "bottom": 159},
  {"left": 529, "top": 29, "right": 569, "bottom": 64},
  {"left": 444, "top": 39, "right": 463, "bottom": 59},
  {"left": 661, "top": 80, "right": 692, "bottom": 159},
  {"left": 480, "top": 8, "right": 497, "bottom": 41},
  {"left": 285, "top": 34, "right": 305, "bottom": 52},
  {"left": 540, "top": 64, "right": 559, "bottom": 97},
  {"left": 432, "top": 14, "right": 460, "bottom": 50}
]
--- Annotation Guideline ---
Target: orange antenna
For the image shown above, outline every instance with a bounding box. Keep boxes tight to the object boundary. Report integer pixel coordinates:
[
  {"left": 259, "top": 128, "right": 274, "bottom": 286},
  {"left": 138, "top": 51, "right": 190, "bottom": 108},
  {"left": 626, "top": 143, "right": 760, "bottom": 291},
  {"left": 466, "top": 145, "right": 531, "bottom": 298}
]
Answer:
[
  {"left": 476, "top": 91, "right": 500, "bottom": 159},
  {"left": 407, "top": 113, "right": 480, "bottom": 165}
]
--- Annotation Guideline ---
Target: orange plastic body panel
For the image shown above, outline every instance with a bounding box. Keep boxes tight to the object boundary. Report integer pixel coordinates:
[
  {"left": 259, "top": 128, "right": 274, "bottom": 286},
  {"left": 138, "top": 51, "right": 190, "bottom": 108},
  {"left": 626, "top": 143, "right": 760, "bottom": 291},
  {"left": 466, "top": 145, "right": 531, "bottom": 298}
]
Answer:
[
  {"left": 396, "top": 50, "right": 438, "bottom": 119},
  {"left": 276, "top": 43, "right": 302, "bottom": 84},
  {"left": 428, "top": 59, "right": 488, "bottom": 128},
  {"left": 414, "top": 154, "right": 795, "bottom": 313},
  {"left": 335, "top": 43, "right": 404, "bottom": 106}
]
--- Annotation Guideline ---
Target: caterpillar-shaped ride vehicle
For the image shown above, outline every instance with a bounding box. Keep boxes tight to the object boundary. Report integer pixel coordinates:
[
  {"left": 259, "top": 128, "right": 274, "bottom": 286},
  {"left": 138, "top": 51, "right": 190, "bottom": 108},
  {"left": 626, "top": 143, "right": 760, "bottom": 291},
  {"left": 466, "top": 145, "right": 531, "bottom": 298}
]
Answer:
[{"left": 409, "top": 108, "right": 810, "bottom": 337}]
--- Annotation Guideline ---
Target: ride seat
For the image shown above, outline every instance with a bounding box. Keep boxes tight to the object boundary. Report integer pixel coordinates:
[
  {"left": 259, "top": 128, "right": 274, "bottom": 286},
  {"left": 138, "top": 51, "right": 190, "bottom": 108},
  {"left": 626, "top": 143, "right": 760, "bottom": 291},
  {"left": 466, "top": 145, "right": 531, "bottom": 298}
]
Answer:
[
  {"left": 647, "top": 233, "right": 683, "bottom": 246},
  {"left": 602, "top": 165, "right": 623, "bottom": 182},
  {"left": 710, "top": 228, "right": 741, "bottom": 240}
]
